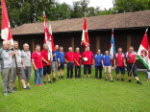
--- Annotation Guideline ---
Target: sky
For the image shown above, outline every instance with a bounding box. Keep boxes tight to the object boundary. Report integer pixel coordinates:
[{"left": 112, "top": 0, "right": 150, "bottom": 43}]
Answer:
[{"left": 58, "top": 0, "right": 113, "bottom": 10}]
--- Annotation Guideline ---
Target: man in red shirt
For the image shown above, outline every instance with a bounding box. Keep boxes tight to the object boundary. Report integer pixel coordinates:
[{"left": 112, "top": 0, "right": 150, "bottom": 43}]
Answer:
[
  {"left": 32, "top": 45, "right": 43, "bottom": 86},
  {"left": 41, "top": 44, "right": 52, "bottom": 84},
  {"left": 65, "top": 47, "right": 74, "bottom": 79},
  {"left": 74, "top": 47, "right": 81, "bottom": 78},
  {"left": 126, "top": 46, "right": 142, "bottom": 84},
  {"left": 114, "top": 48, "right": 126, "bottom": 81},
  {"left": 82, "top": 47, "right": 94, "bottom": 78}
]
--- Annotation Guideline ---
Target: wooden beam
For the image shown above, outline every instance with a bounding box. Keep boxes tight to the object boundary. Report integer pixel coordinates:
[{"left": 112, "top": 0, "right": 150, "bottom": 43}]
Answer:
[
  {"left": 32, "top": 38, "right": 35, "bottom": 52},
  {"left": 96, "top": 36, "right": 100, "bottom": 51},
  {"left": 71, "top": 37, "right": 74, "bottom": 51},
  {"left": 127, "top": 34, "right": 131, "bottom": 50}
]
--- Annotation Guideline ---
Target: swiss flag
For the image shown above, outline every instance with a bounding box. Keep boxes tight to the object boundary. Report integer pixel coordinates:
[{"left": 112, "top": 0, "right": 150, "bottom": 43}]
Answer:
[
  {"left": 1, "top": 0, "right": 13, "bottom": 42},
  {"left": 81, "top": 18, "right": 90, "bottom": 47},
  {"left": 43, "top": 14, "right": 55, "bottom": 60}
]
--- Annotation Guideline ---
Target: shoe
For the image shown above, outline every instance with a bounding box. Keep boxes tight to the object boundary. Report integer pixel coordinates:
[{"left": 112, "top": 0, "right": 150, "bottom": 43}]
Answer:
[
  {"left": 23, "top": 87, "right": 30, "bottom": 89},
  {"left": 8, "top": 90, "right": 16, "bottom": 93},
  {"left": 61, "top": 76, "right": 64, "bottom": 79},
  {"left": 3, "top": 92, "right": 9, "bottom": 96},
  {"left": 137, "top": 81, "right": 142, "bottom": 85},
  {"left": 128, "top": 79, "right": 132, "bottom": 82},
  {"left": 35, "top": 84, "right": 39, "bottom": 86},
  {"left": 53, "top": 78, "right": 56, "bottom": 82},
  {"left": 39, "top": 83, "right": 43, "bottom": 86},
  {"left": 105, "top": 79, "right": 108, "bottom": 81},
  {"left": 13, "top": 87, "right": 17, "bottom": 91},
  {"left": 121, "top": 78, "right": 125, "bottom": 81},
  {"left": 117, "top": 79, "right": 119, "bottom": 81},
  {"left": 48, "top": 81, "right": 52, "bottom": 84},
  {"left": 110, "top": 80, "right": 114, "bottom": 82},
  {"left": 44, "top": 81, "right": 46, "bottom": 84}
]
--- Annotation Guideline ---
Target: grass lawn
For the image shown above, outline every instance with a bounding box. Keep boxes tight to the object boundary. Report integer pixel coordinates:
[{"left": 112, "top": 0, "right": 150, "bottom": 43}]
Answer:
[{"left": 0, "top": 69, "right": 150, "bottom": 112}]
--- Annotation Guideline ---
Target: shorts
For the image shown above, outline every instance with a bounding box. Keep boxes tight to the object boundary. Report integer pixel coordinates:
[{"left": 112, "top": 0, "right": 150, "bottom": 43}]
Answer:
[
  {"left": 116, "top": 66, "right": 125, "bottom": 75},
  {"left": 84, "top": 64, "right": 92, "bottom": 75},
  {"left": 104, "top": 66, "right": 112, "bottom": 74},
  {"left": 13, "top": 67, "right": 25, "bottom": 81},
  {"left": 58, "top": 63, "right": 65, "bottom": 70},
  {"left": 127, "top": 63, "right": 138, "bottom": 77},
  {"left": 52, "top": 61, "right": 58, "bottom": 72},
  {"left": 43, "top": 65, "right": 51, "bottom": 76},
  {"left": 24, "top": 66, "right": 31, "bottom": 82}
]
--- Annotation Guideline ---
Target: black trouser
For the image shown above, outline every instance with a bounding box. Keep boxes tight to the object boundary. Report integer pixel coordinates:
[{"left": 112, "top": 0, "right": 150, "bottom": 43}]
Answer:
[
  {"left": 75, "top": 66, "right": 81, "bottom": 78},
  {"left": 67, "top": 62, "right": 74, "bottom": 78},
  {"left": 95, "top": 66, "right": 103, "bottom": 79}
]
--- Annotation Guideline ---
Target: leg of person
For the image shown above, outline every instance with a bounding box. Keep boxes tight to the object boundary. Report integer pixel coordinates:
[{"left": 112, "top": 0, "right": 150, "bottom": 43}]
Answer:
[
  {"left": 12, "top": 68, "right": 17, "bottom": 90},
  {"left": 127, "top": 63, "right": 132, "bottom": 82},
  {"left": 52, "top": 61, "right": 57, "bottom": 82},
  {"left": 95, "top": 66, "right": 98, "bottom": 79},
  {"left": 67, "top": 63, "right": 69, "bottom": 78},
  {"left": 1, "top": 68, "right": 9, "bottom": 96},
  {"left": 61, "top": 63, "right": 65, "bottom": 79},
  {"left": 99, "top": 66, "right": 103, "bottom": 80},
  {"left": 43, "top": 66, "right": 47, "bottom": 84},
  {"left": 115, "top": 66, "right": 120, "bottom": 81},
  {"left": 104, "top": 66, "right": 108, "bottom": 80},
  {"left": 108, "top": 66, "right": 113, "bottom": 81},
  {"left": 47, "top": 66, "right": 52, "bottom": 83},
  {"left": 78, "top": 66, "right": 81, "bottom": 78},
  {"left": 121, "top": 66, "right": 125, "bottom": 81},
  {"left": 84, "top": 65, "right": 87, "bottom": 78},
  {"left": 88, "top": 65, "right": 91, "bottom": 78},
  {"left": 34, "top": 69, "right": 39, "bottom": 85},
  {"left": 132, "top": 64, "right": 142, "bottom": 84},
  {"left": 19, "top": 67, "right": 29, "bottom": 89},
  {"left": 8, "top": 68, "right": 15, "bottom": 93},
  {"left": 70, "top": 62, "right": 74, "bottom": 78},
  {"left": 75, "top": 66, "right": 77, "bottom": 78},
  {"left": 26, "top": 67, "right": 31, "bottom": 87},
  {"left": 39, "top": 68, "right": 43, "bottom": 85}
]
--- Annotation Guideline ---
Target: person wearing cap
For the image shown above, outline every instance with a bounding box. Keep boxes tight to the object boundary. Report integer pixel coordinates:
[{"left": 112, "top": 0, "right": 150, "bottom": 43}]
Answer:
[
  {"left": 65, "top": 47, "right": 74, "bottom": 78},
  {"left": 82, "top": 47, "right": 94, "bottom": 78},
  {"left": 74, "top": 47, "right": 81, "bottom": 78},
  {"left": 41, "top": 44, "right": 52, "bottom": 84},
  {"left": 21, "top": 43, "right": 32, "bottom": 87}
]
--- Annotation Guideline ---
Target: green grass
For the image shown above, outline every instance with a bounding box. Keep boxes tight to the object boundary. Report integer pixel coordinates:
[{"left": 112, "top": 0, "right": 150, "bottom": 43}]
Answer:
[{"left": 0, "top": 69, "right": 150, "bottom": 112}]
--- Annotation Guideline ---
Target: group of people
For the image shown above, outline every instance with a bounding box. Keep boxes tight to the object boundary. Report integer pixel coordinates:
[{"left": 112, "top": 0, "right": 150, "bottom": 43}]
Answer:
[{"left": 0, "top": 40, "right": 142, "bottom": 96}]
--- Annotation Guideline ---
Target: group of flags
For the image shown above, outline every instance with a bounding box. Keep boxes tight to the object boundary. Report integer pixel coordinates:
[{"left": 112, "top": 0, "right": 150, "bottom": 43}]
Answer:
[{"left": 1, "top": 0, "right": 150, "bottom": 69}]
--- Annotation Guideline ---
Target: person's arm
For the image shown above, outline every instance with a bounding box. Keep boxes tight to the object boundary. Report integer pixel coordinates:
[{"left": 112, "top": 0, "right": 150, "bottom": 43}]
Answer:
[
  {"left": 42, "top": 57, "right": 49, "bottom": 64},
  {"left": 32, "top": 59, "right": 37, "bottom": 70},
  {"left": 124, "top": 59, "right": 127, "bottom": 67},
  {"left": 114, "top": 59, "right": 116, "bottom": 68}
]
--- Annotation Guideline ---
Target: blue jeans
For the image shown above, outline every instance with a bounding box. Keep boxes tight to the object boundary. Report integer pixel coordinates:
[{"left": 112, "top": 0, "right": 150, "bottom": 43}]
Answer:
[{"left": 34, "top": 68, "right": 43, "bottom": 85}]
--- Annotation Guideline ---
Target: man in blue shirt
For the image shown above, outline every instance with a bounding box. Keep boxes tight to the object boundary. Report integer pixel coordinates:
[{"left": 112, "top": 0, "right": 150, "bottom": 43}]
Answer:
[
  {"left": 58, "top": 46, "right": 65, "bottom": 79},
  {"left": 103, "top": 51, "right": 113, "bottom": 82},
  {"left": 93, "top": 49, "right": 104, "bottom": 79},
  {"left": 52, "top": 45, "right": 59, "bottom": 82}
]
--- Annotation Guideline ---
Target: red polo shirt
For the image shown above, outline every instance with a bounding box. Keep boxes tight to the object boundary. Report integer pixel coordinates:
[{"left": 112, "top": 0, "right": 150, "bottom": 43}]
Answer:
[
  {"left": 32, "top": 51, "right": 43, "bottom": 69},
  {"left": 74, "top": 52, "right": 81, "bottom": 66},
  {"left": 126, "top": 52, "right": 136, "bottom": 64},
  {"left": 65, "top": 52, "right": 74, "bottom": 62},
  {"left": 82, "top": 51, "right": 94, "bottom": 65},
  {"left": 41, "top": 49, "right": 51, "bottom": 66},
  {"left": 115, "top": 53, "right": 125, "bottom": 67}
]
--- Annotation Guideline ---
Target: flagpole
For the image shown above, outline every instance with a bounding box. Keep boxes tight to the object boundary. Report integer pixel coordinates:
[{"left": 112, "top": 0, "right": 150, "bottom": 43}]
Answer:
[{"left": 128, "top": 28, "right": 149, "bottom": 77}]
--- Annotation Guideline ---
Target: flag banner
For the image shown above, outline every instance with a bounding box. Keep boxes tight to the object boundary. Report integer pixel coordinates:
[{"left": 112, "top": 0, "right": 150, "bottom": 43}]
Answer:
[
  {"left": 137, "top": 30, "right": 150, "bottom": 69},
  {"left": 43, "top": 14, "right": 55, "bottom": 61},
  {"left": 110, "top": 29, "right": 116, "bottom": 58},
  {"left": 81, "top": 18, "right": 90, "bottom": 47},
  {"left": 1, "top": 0, "right": 13, "bottom": 43}
]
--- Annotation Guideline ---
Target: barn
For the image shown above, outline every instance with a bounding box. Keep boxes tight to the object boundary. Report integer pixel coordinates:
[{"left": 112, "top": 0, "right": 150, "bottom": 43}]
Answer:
[{"left": 11, "top": 10, "right": 150, "bottom": 68}]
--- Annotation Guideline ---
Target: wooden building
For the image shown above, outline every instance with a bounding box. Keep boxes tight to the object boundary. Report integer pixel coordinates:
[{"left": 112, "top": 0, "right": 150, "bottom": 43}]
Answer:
[{"left": 11, "top": 10, "right": 150, "bottom": 68}]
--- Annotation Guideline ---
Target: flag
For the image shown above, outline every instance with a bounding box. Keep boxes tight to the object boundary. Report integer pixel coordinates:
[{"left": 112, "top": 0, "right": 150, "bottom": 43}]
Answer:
[
  {"left": 81, "top": 18, "right": 90, "bottom": 47},
  {"left": 137, "top": 29, "right": 150, "bottom": 69},
  {"left": 110, "top": 29, "right": 116, "bottom": 57},
  {"left": 43, "top": 13, "right": 55, "bottom": 61},
  {"left": 1, "top": 0, "right": 13, "bottom": 43}
]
